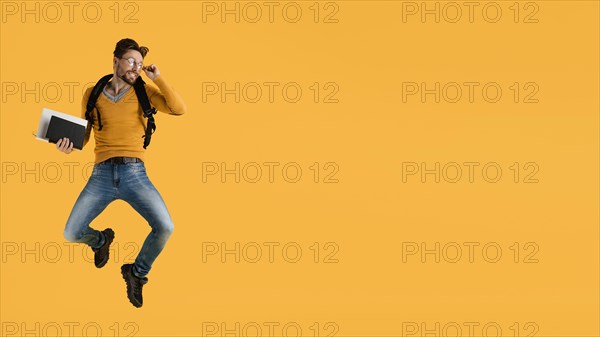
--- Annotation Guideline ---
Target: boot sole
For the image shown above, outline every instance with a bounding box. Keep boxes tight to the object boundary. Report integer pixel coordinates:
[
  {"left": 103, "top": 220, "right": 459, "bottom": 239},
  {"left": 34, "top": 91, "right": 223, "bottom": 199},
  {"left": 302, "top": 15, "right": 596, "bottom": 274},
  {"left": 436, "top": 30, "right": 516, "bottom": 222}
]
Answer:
[{"left": 121, "top": 265, "right": 143, "bottom": 308}]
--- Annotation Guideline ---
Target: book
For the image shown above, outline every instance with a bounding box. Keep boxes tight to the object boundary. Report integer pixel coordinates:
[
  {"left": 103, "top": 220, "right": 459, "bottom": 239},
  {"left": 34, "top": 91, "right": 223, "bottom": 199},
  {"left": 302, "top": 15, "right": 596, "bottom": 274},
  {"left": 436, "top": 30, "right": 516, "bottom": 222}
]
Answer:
[
  {"left": 45, "top": 115, "right": 87, "bottom": 150},
  {"left": 34, "top": 108, "right": 88, "bottom": 150}
]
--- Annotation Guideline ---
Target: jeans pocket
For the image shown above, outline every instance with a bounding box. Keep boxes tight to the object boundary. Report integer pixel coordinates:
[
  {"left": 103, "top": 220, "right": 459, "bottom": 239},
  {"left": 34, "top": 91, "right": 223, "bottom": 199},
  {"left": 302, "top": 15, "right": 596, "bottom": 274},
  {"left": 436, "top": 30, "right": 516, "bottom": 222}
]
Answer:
[
  {"left": 92, "top": 163, "right": 110, "bottom": 176},
  {"left": 129, "top": 162, "right": 146, "bottom": 173},
  {"left": 91, "top": 165, "right": 101, "bottom": 176}
]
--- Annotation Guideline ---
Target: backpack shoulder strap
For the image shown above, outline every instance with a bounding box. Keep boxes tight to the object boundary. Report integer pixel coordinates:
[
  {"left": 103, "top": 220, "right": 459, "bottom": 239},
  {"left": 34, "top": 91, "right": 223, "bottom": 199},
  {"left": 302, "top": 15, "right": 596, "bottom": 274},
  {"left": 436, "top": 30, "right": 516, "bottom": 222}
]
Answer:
[
  {"left": 85, "top": 74, "right": 113, "bottom": 131},
  {"left": 132, "top": 77, "right": 157, "bottom": 149}
]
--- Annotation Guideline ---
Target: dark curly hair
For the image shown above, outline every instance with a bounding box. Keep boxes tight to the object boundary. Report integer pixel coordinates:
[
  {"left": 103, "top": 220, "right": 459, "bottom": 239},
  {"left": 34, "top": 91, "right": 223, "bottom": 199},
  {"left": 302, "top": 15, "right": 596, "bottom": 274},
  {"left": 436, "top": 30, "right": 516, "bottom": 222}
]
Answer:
[{"left": 113, "top": 38, "right": 149, "bottom": 58}]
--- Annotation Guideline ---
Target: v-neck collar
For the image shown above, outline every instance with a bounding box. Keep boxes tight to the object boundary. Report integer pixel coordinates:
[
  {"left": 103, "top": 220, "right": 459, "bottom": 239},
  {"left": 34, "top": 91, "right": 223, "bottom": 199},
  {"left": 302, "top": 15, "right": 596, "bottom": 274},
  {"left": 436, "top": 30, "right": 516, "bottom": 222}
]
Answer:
[{"left": 102, "top": 84, "right": 132, "bottom": 103}]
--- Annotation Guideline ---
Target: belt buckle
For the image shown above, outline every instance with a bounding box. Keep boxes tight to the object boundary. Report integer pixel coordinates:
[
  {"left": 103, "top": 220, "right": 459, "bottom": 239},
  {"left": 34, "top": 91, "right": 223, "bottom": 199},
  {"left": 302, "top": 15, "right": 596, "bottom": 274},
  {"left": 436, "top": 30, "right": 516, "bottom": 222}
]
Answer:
[{"left": 106, "top": 157, "right": 125, "bottom": 164}]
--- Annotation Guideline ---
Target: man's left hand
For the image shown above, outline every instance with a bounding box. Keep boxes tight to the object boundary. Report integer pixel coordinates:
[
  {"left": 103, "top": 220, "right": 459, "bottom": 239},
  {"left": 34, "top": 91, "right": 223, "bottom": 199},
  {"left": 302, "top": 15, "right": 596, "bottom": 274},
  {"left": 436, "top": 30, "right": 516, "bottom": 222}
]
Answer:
[{"left": 142, "top": 64, "right": 161, "bottom": 80}]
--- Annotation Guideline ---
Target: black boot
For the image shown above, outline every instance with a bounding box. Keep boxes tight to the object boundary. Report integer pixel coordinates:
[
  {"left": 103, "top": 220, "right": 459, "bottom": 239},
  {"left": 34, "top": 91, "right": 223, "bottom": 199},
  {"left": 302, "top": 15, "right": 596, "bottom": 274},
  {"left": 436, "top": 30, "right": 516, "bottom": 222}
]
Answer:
[
  {"left": 121, "top": 264, "right": 148, "bottom": 308},
  {"left": 92, "top": 228, "right": 114, "bottom": 268}
]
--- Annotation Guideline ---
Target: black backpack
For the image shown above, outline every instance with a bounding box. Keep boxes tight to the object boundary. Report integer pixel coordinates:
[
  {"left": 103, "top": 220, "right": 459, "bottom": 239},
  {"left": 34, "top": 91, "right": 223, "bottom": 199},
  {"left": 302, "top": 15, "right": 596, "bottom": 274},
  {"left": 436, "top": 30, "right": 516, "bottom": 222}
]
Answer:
[{"left": 85, "top": 74, "right": 157, "bottom": 149}]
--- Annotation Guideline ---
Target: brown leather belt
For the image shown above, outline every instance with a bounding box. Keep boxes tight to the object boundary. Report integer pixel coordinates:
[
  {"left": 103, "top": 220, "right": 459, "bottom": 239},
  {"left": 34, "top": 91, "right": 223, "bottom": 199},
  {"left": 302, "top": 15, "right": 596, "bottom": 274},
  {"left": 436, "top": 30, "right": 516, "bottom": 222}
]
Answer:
[{"left": 102, "top": 157, "right": 143, "bottom": 164}]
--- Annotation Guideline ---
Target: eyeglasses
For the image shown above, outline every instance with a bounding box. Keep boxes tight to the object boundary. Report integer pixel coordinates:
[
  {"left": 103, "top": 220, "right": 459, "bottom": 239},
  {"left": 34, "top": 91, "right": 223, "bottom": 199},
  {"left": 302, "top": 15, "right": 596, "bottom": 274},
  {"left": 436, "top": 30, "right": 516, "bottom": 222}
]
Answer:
[{"left": 120, "top": 57, "right": 143, "bottom": 70}]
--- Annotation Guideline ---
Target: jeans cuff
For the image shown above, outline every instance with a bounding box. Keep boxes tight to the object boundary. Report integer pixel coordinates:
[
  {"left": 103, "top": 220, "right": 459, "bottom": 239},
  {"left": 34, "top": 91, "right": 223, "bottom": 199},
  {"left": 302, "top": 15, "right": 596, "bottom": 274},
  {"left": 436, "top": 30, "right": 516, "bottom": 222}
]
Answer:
[
  {"left": 132, "top": 264, "right": 146, "bottom": 279},
  {"left": 93, "top": 231, "right": 106, "bottom": 250}
]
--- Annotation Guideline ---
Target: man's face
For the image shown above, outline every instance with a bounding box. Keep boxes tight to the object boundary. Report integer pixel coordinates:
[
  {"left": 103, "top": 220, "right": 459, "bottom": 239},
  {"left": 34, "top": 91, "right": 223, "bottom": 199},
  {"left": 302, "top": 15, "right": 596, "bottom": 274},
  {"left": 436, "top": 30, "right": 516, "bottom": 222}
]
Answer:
[{"left": 114, "top": 50, "right": 143, "bottom": 85}]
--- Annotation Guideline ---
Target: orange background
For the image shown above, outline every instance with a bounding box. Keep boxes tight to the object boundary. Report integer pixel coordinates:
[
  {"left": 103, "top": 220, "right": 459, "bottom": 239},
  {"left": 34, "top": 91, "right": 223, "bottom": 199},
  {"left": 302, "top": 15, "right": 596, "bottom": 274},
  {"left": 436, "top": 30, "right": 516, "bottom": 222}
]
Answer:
[{"left": 1, "top": 1, "right": 598, "bottom": 336}]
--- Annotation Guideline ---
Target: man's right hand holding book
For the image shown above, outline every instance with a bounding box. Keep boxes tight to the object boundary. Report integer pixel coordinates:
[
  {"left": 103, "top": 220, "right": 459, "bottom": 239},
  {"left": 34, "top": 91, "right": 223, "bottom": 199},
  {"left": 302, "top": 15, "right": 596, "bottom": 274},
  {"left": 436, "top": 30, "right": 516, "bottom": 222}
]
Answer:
[{"left": 56, "top": 137, "right": 74, "bottom": 154}]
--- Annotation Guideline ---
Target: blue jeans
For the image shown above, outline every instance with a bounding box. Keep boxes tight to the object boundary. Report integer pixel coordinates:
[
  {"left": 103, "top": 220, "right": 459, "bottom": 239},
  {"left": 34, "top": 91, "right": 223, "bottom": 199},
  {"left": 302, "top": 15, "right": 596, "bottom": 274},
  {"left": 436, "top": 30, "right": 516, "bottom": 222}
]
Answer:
[{"left": 63, "top": 162, "right": 174, "bottom": 278}]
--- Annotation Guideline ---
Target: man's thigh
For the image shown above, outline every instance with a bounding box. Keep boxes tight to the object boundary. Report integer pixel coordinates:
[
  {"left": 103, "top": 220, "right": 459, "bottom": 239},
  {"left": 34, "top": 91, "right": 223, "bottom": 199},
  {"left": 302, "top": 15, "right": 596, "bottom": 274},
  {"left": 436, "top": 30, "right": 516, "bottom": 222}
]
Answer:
[
  {"left": 64, "top": 164, "right": 116, "bottom": 240},
  {"left": 120, "top": 164, "right": 174, "bottom": 229}
]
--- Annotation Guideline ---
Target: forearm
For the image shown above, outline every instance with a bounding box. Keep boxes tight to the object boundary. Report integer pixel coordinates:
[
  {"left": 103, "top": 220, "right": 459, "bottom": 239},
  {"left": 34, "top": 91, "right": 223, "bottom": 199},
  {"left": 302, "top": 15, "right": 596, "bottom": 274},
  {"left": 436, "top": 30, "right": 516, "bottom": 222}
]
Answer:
[{"left": 151, "top": 75, "right": 187, "bottom": 115}]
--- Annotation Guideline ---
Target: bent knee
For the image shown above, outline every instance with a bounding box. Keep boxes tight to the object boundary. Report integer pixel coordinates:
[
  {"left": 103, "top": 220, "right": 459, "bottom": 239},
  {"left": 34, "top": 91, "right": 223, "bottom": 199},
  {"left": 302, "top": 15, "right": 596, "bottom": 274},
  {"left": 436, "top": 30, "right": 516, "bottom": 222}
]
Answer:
[
  {"left": 159, "top": 222, "right": 174, "bottom": 237},
  {"left": 165, "top": 222, "right": 174, "bottom": 236},
  {"left": 64, "top": 228, "right": 81, "bottom": 242}
]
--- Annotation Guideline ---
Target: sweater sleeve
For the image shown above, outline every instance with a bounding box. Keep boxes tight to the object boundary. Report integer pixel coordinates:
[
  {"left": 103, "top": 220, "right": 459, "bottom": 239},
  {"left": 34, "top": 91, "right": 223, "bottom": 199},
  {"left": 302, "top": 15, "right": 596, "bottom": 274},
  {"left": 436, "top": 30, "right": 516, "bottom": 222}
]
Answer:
[
  {"left": 146, "top": 75, "right": 187, "bottom": 115},
  {"left": 81, "top": 87, "right": 93, "bottom": 148}
]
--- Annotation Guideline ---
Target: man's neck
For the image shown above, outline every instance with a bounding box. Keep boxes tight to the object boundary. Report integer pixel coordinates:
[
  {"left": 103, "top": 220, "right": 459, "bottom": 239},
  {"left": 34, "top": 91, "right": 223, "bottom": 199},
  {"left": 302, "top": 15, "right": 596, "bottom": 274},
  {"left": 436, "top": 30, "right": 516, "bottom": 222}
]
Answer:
[{"left": 109, "top": 76, "right": 132, "bottom": 95}]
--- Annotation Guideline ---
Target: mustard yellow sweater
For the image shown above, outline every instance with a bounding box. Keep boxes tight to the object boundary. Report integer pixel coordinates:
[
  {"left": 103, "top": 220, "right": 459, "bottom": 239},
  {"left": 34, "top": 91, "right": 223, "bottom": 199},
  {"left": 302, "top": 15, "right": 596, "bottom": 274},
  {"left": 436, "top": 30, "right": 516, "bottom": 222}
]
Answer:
[{"left": 81, "top": 75, "right": 187, "bottom": 163}]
